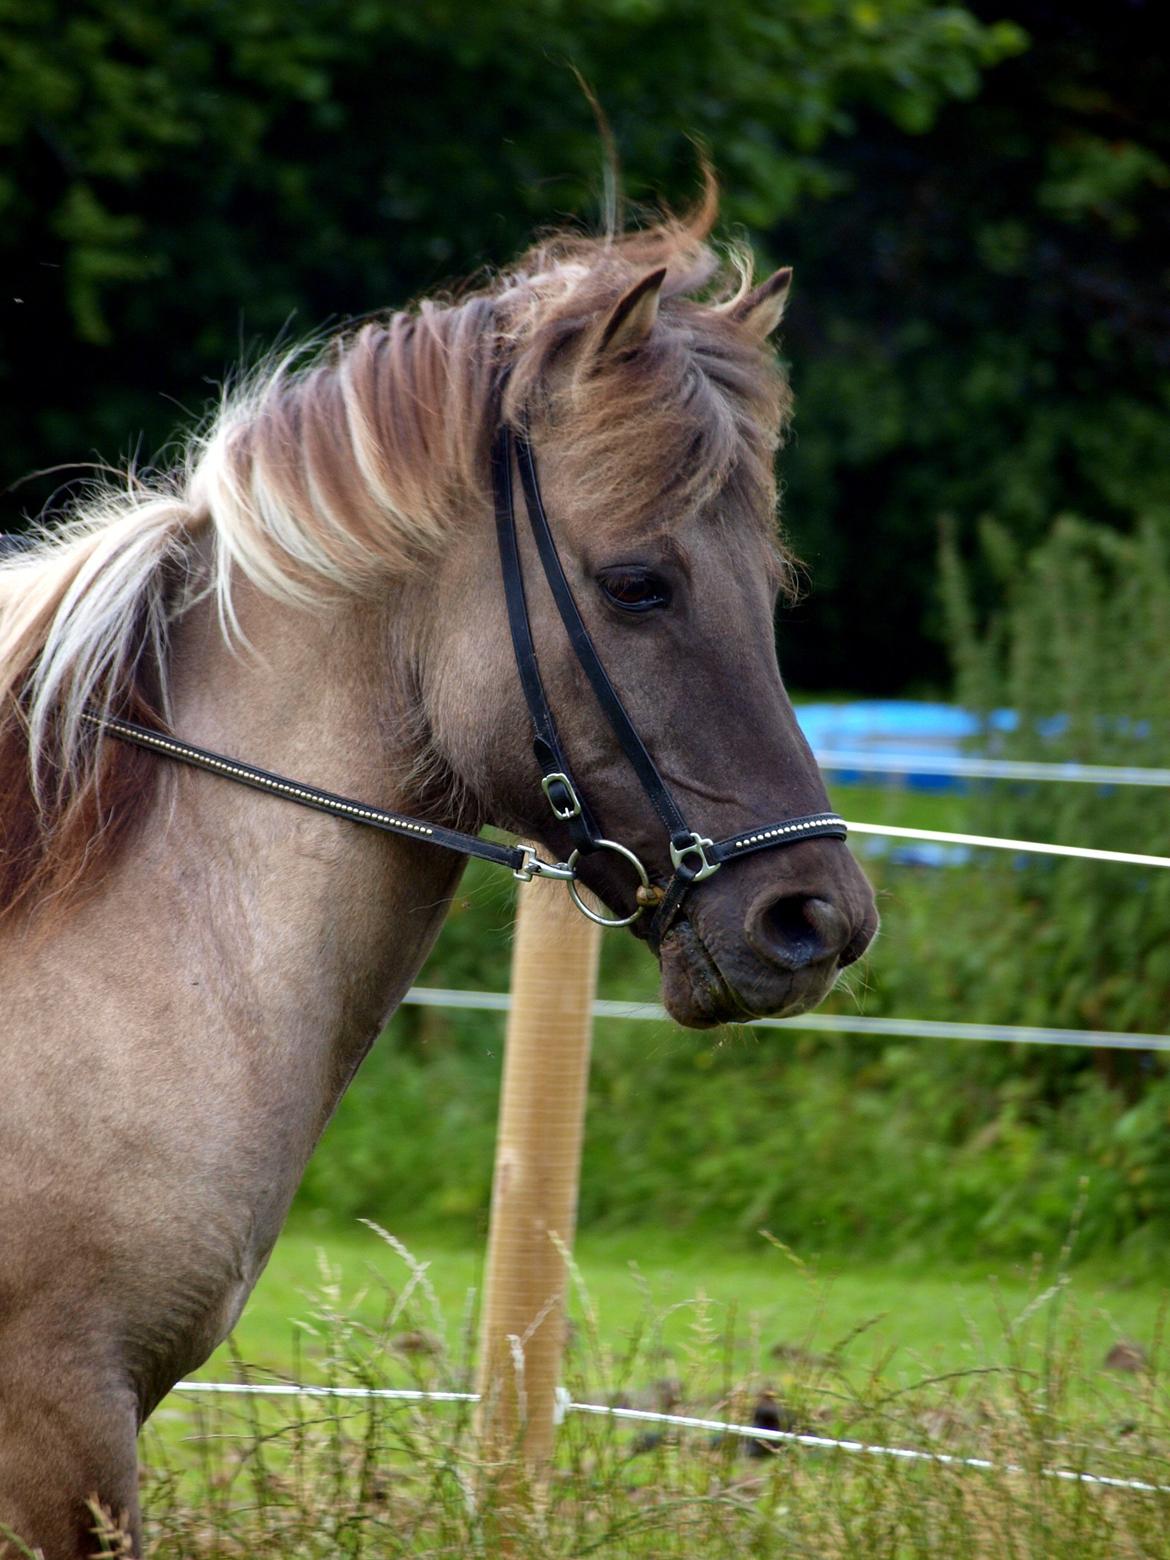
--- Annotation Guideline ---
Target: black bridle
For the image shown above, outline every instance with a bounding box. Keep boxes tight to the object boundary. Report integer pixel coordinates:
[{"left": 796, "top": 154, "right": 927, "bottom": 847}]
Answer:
[
  {"left": 492, "top": 427, "right": 846, "bottom": 942},
  {"left": 21, "top": 425, "right": 845, "bottom": 941}
]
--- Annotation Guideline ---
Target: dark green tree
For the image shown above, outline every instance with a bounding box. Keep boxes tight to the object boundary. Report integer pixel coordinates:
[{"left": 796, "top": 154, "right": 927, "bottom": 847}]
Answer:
[
  {"left": 1, "top": 1, "right": 1018, "bottom": 606},
  {"left": 774, "top": 0, "right": 1170, "bottom": 689}
]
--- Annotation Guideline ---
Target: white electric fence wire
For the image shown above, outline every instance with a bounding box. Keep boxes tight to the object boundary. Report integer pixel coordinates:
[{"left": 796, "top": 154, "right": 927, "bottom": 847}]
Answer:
[
  {"left": 816, "top": 749, "right": 1170, "bottom": 788},
  {"left": 400, "top": 987, "right": 1170, "bottom": 1055},
  {"left": 843, "top": 819, "right": 1170, "bottom": 870},
  {"left": 168, "top": 1380, "right": 1170, "bottom": 1496}
]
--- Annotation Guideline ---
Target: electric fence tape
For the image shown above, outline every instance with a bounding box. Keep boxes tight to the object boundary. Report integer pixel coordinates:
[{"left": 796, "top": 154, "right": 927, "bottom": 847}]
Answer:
[{"left": 169, "top": 1380, "right": 1170, "bottom": 1496}]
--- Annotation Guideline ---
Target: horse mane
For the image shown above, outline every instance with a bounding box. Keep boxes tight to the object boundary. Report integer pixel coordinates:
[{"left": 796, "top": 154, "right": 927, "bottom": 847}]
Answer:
[{"left": 0, "top": 191, "right": 793, "bottom": 925}]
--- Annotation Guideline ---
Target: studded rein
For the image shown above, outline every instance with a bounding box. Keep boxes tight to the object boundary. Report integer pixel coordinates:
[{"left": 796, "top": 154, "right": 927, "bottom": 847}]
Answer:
[{"left": 80, "top": 425, "right": 846, "bottom": 940}]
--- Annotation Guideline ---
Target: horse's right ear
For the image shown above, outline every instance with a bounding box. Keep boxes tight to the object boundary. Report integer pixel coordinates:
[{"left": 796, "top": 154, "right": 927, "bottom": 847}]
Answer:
[
  {"left": 595, "top": 267, "right": 668, "bottom": 356},
  {"left": 729, "top": 266, "right": 793, "bottom": 338}
]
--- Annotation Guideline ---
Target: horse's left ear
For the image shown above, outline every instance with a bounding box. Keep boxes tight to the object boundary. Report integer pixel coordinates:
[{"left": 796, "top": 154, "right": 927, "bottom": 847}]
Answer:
[
  {"left": 596, "top": 267, "right": 668, "bottom": 355},
  {"left": 730, "top": 266, "right": 793, "bottom": 338}
]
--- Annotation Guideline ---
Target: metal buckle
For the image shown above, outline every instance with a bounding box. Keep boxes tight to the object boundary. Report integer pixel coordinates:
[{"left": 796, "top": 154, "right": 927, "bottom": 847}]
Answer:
[
  {"left": 541, "top": 771, "right": 582, "bottom": 820},
  {"left": 513, "top": 845, "right": 577, "bottom": 883},
  {"left": 565, "top": 840, "right": 649, "bottom": 927},
  {"left": 669, "top": 832, "right": 720, "bottom": 883}
]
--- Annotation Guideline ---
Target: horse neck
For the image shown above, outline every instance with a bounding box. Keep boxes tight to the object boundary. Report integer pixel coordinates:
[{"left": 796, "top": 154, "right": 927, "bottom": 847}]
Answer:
[
  {"left": 130, "top": 569, "right": 465, "bottom": 1109},
  {"left": 0, "top": 564, "right": 469, "bottom": 1409}
]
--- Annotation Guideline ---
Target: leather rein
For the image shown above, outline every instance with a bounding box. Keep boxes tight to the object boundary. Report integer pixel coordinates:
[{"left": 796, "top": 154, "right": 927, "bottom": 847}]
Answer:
[{"left": 55, "top": 425, "right": 846, "bottom": 943}]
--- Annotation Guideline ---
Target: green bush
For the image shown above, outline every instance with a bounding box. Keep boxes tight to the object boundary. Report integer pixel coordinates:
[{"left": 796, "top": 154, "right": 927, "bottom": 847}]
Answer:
[{"left": 819, "top": 513, "right": 1170, "bottom": 1258}]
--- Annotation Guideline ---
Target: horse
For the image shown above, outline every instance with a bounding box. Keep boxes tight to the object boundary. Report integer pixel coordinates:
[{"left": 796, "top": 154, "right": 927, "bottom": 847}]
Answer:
[{"left": 0, "top": 199, "right": 877, "bottom": 1557}]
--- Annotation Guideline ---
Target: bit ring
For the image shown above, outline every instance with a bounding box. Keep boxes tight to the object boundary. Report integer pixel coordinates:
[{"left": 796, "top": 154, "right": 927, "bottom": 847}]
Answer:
[{"left": 566, "top": 839, "right": 650, "bottom": 927}]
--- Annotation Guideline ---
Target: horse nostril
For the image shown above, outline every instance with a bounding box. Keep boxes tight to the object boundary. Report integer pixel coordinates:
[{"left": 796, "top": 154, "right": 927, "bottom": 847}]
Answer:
[{"left": 748, "top": 894, "right": 852, "bottom": 972}]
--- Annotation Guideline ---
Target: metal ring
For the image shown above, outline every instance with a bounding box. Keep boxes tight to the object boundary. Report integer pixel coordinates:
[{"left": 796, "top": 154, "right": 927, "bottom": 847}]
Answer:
[{"left": 566, "top": 840, "right": 649, "bottom": 928}]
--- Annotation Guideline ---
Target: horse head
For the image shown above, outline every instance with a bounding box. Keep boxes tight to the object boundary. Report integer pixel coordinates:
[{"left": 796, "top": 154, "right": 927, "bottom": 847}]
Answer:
[
  {"left": 0, "top": 208, "right": 877, "bottom": 1030},
  {"left": 417, "top": 239, "right": 878, "bottom": 1026}
]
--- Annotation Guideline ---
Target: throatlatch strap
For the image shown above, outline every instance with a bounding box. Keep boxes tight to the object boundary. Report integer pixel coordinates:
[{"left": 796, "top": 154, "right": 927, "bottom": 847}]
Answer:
[{"left": 491, "top": 434, "right": 563, "bottom": 777}]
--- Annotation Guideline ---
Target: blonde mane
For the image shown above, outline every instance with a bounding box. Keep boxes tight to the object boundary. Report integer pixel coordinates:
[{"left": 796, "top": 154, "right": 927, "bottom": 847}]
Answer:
[{"left": 0, "top": 199, "right": 792, "bottom": 923}]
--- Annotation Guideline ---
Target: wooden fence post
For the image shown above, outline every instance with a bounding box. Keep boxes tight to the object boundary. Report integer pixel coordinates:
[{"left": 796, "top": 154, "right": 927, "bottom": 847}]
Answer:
[{"left": 475, "top": 862, "right": 602, "bottom": 1504}]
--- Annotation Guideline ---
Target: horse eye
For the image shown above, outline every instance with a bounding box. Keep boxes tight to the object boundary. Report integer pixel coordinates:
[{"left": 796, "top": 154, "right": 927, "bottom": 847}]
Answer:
[{"left": 597, "top": 568, "right": 671, "bottom": 613}]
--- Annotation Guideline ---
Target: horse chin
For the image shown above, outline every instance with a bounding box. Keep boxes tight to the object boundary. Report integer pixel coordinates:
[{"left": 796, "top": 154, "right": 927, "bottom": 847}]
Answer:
[{"left": 658, "top": 917, "right": 838, "bottom": 1030}]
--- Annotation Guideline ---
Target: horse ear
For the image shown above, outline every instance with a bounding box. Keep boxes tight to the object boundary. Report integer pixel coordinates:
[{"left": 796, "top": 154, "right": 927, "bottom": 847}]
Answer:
[
  {"left": 730, "top": 266, "right": 793, "bottom": 338},
  {"left": 596, "top": 267, "right": 667, "bottom": 355}
]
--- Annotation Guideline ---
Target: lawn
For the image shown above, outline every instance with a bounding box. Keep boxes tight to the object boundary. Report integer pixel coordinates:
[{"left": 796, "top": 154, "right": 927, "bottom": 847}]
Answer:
[
  {"left": 185, "top": 1219, "right": 1165, "bottom": 1400},
  {"left": 142, "top": 1220, "right": 1170, "bottom": 1558}
]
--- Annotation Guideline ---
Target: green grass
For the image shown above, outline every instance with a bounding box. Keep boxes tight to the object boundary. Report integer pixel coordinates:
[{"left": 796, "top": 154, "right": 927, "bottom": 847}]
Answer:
[
  {"left": 825, "top": 779, "right": 972, "bottom": 833},
  {"left": 136, "top": 1220, "right": 1170, "bottom": 1559},
  {"left": 187, "top": 1220, "right": 1166, "bottom": 1396}
]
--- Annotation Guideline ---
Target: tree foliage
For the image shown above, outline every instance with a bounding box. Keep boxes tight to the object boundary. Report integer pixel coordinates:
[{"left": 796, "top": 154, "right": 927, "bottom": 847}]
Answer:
[
  {"left": 1, "top": 2, "right": 1165, "bottom": 684},
  {"left": 4, "top": 0, "right": 1017, "bottom": 677},
  {"left": 775, "top": 0, "right": 1170, "bottom": 686}
]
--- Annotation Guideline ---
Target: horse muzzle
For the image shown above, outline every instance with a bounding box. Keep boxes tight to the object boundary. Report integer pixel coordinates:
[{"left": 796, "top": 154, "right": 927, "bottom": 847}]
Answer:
[{"left": 655, "top": 843, "right": 879, "bottom": 1028}]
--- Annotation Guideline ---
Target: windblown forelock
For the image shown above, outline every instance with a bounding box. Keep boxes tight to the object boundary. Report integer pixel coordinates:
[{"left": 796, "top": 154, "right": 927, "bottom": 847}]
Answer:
[
  {"left": 499, "top": 245, "right": 791, "bottom": 549},
  {"left": 521, "top": 315, "right": 784, "bottom": 538}
]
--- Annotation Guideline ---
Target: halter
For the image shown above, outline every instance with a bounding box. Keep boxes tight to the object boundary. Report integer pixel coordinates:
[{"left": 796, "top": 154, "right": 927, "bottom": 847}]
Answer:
[{"left": 63, "top": 424, "right": 845, "bottom": 942}]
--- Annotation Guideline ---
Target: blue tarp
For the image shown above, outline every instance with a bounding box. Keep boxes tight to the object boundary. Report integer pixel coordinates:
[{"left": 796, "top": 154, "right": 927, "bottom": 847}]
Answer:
[
  {"left": 794, "top": 700, "right": 1011, "bottom": 792},
  {"left": 793, "top": 700, "right": 976, "bottom": 865}
]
